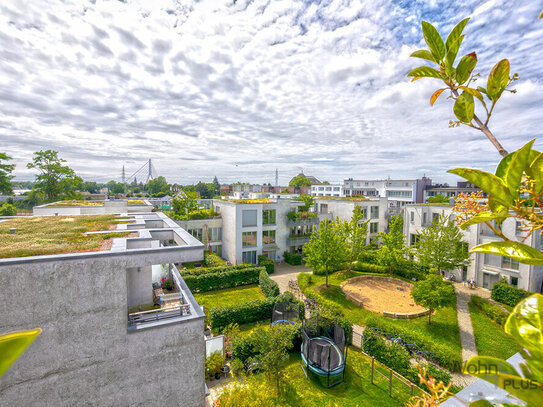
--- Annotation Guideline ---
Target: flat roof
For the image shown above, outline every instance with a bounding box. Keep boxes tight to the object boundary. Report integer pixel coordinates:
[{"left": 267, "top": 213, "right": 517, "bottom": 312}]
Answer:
[
  {"left": 315, "top": 196, "right": 373, "bottom": 201},
  {"left": 0, "top": 215, "right": 131, "bottom": 259}
]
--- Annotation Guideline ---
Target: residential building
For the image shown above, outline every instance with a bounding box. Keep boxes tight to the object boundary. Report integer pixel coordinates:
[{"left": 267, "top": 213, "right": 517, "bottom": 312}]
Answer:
[
  {"left": 0, "top": 209, "right": 206, "bottom": 406},
  {"left": 314, "top": 197, "right": 389, "bottom": 243},
  {"left": 310, "top": 184, "right": 345, "bottom": 197},
  {"left": 404, "top": 203, "right": 543, "bottom": 292},
  {"left": 424, "top": 181, "right": 485, "bottom": 201}
]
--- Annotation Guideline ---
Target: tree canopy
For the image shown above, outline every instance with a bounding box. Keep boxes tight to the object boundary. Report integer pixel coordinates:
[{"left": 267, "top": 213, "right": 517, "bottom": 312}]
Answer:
[
  {"left": 0, "top": 153, "right": 15, "bottom": 195},
  {"left": 289, "top": 174, "right": 311, "bottom": 187},
  {"left": 428, "top": 193, "right": 450, "bottom": 203},
  {"left": 296, "top": 194, "right": 314, "bottom": 212},
  {"left": 147, "top": 176, "right": 169, "bottom": 195},
  {"left": 375, "top": 214, "right": 407, "bottom": 271},
  {"left": 411, "top": 274, "right": 455, "bottom": 324},
  {"left": 172, "top": 190, "right": 199, "bottom": 217},
  {"left": 340, "top": 205, "right": 369, "bottom": 269}
]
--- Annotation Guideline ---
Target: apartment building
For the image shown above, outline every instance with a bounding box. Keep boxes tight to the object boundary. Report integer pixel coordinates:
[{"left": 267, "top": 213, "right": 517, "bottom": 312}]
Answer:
[
  {"left": 0, "top": 209, "right": 206, "bottom": 406},
  {"left": 314, "top": 197, "right": 389, "bottom": 243},
  {"left": 404, "top": 204, "right": 543, "bottom": 292},
  {"left": 310, "top": 184, "right": 345, "bottom": 197},
  {"left": 424, "top": 181, "right": 485, "bottom": 201}
]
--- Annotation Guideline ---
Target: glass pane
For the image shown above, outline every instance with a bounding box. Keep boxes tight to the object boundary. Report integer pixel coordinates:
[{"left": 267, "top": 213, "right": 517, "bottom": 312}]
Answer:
[{"left": 242, "top": 210, "right": 257, "bottom": 227}]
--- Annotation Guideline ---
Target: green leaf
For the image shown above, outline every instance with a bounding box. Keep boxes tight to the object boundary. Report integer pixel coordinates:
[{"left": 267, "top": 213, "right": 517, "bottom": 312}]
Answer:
[
  {"left": 470, "top": 241, "right": 543, "bottom": 265},
  {"left": 460, "top": 211, "right": 508, "bottom": 229},
  {"left": 455, "top": 52, "right": 477, "bottom": 84},
  {"left": 495, "top": 152, "right": 515, "bottom": 180},
  {"left": 476, "top": 86, "right": 488, "bottom": 95},
  {"left": 445, "top": 34, "right": 464, "bottom": 76},
  {"left": 422, "top": 21, "right": 446, "bottom": 62},
  {"left": 527, "top": 151, "right": 543, "bottom": 194},
  {"left": 445, "top": 17, "right": 470, "bottom": 50},
  {"left": 457, "top": 86, "right": 485, "bottom": 104},
  {"left": 410, "top": 50, "right": 436, "bottom": 63},
  {"left": 504, "top": 139, "right": 535, "bottom": 198},
  {"left": 487, "top": 59, "right": 510, "bottom": 101},
  {"left": 407, "top": 66, "right": 442, "bottom": 79},
  {"left": 453, "top": 91, "right": 475, "bottom": 123},
  {"left": 0, "top": 328, "right": 41, "bottom": 377},
  {"left": 463, "top": 355, "right": 521, "bottom": 378},
  {"left": 466, "top": 401, "right": 494, "bottom": 407},
  {"left": 448, "top": 168, "right": 512, "bottom": 206}
]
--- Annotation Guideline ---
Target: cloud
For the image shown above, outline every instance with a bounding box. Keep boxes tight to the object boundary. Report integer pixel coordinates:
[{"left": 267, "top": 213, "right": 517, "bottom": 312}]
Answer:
[{"left": 0, "top": 0, "right": 541, "bottom": 186}]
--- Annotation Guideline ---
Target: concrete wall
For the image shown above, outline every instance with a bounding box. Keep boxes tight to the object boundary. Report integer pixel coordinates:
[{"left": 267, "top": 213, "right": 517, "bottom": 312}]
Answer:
[
  {"left": 126, "top": 266, "right": 153, "bottom": 307},
  {"left": 0, "top": 249, "right": 205, "bottom": 407},
  {"left": 33, "top": 200, "right": 153, "bottom": 216}
]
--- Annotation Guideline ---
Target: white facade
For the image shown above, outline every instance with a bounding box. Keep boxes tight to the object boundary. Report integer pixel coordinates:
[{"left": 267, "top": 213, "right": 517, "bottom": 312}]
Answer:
[
  {"left": 404, "top": 204, "right": 543, "bottom": 292},
  {"left": 310, "top": 184, "right": 345, "bottom": 197}
]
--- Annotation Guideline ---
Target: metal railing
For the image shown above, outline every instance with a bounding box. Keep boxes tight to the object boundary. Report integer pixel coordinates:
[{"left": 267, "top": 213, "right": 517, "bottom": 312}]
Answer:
[{"left": 128, "top": 304, "right": 191, "bottom": 326}]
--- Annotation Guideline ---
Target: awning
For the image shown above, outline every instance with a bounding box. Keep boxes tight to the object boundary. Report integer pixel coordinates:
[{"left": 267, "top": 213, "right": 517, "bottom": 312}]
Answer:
[{"left": 482, "top": 269, "right": 499, "bottom": 276}]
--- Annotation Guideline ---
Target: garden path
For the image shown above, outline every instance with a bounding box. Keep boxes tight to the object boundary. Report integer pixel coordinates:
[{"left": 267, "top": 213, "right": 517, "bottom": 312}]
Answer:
[{"left": 269, "top": 262, "right": 312, "bottom": 293}]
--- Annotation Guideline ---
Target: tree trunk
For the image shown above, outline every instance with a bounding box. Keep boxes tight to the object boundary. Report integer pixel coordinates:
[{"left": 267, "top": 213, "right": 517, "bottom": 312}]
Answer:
[
  {"left": 325, "top": 265, "right": 329, "bottom": 287},
  {"left": 428, "top": 309, "right": 432, "bottom": 325}
]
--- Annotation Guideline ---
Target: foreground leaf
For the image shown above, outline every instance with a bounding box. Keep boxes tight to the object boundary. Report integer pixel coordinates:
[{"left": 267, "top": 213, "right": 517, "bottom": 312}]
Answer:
[
  {"left": 453, "top": 91, "right": 475, "bottom": 122},
  {"left": 410, "top": 50, "right": 437, "bottom": 63},
  {"left": 422, "top": 21, "right": 446, "bottom": 62},
  {"left": 470, "top": 241, "right": 543, "bottom": 265},
  {"left": 430, "top": 88, "right": 446, "bottom": 106},
  {"left": 460, "top": 211, "right": 508, "bottom": 229},
  {"left": 455, "top": 52, "right": 477, "bottom": 84},
  {"left": 527, "top": 151, "right": 543, "bottom": 194},
  {"left": 487, "top": 59, "right": 510, "bottom": 101},
  {"left": 445, "top": 17, "right": 470, "bottom": 50},
  {"left": 504, "top": 139, "right": 535, "bottom": 197},
  {"left": 0, "top": 328, "right": 41, "bottom": 377},
  {"left": 407, "top": 66, "right": 442, "bottom": 79},
  {"left": 447, "top": 168, "right": 512, "bottom": 206}
]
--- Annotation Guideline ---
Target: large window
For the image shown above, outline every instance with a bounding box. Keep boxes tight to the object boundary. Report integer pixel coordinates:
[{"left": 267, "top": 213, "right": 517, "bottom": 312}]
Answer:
[
  {"left": 242, "top": 210, "right": 257, "bottom": 227},
  {"left": 262, "top": 230, "right": 276, "bottom": 244},
  {"left": 242, "top": 250, "right": 257, "bottom": 264},
  {"left": 188, "top": 228, "right": 203, "bottom": 241},
  {"left": 386, "top": 191, "right": 412, "bottom": 198},
  {"left": 210, "top": 227, "right": 222, "bottom": 242},
  {"left": 242, "top": 231, "right": 257, "bottom": 247},
  {"left": 370, "top": 206, "right": 379, "bottom": 219},
  {"left": 263, "top": 209, "right": 276, "bottom": 225},
  {"left": 484, "top": 253, "right": 520, "bottom": 270},
  {"left": 369, "top": 222, "right": 378, "bottom": 234},
  {"left": 502, "top": 256, "right": 519, "bottom": 270}
]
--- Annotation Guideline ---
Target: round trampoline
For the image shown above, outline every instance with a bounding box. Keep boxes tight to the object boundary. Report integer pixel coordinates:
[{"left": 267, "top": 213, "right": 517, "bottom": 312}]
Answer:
[
  {"left": 301, "top": 316, "right": 347, "bottom": 387},
  {"left": 271, "top": 301, "right": 299, "bottom": 326}
]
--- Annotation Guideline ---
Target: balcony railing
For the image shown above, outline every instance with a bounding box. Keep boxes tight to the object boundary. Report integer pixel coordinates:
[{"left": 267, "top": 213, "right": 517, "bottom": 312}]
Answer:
[
  {"left": 286, "top": 217, "right": 319, "bottom": 227},
  {"left": 287, "top": 235, "right": 312, "bottom": 245},
  {"left": 128, "top": 304, "right": 191, "bottom": 326}
]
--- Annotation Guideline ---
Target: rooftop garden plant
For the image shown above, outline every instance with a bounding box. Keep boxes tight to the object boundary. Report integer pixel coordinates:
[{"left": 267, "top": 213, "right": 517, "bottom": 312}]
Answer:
[{"left": 47, "top": 200, "right": 104, "bottom": 207}]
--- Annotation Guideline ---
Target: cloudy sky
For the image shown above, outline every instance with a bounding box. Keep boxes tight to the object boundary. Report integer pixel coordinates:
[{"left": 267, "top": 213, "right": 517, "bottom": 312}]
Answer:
[{"left": 0, "top": 0, "right": 541, "bottom": 185}]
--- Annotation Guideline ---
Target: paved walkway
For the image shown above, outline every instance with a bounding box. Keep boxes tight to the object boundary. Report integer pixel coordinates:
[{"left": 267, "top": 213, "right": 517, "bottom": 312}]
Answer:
[{"left": 269, "top": 262, "right": 312, "bottom": 293}]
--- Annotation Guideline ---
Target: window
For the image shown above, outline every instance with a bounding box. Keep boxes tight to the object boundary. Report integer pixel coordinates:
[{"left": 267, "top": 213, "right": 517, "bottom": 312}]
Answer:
[
  {"left": 410, "top": 211, "right": 414, "bottom": 222},
  {"left": 263, "top": 230, "right": 276, "bottom": 244},
  {"left": 370, "top": 206, "right": 379, "bottom": 218},
  {"left": 515, "top": 221, "right": 522, "bottom": 235},
  {"left": 242, "top": 231, "right": 257, "bottom": 247},
  {"left": 320, "top": 204, "right": 328, "bottom": 214},
  {"left": 484, "top": 254, "right": 520, "bottom": 270},
  {"left": 242, "top": 210, "right": 257, "bottom": 227},
  {"left": 386, "top": 191, "right": 412, "bottom": 198},
  {"left": 210, "top": 227, "right": 222, "bottom": 242},
  {"left": 263, "top": 209, "right": 276, "bottom": 225},
  {"left": 511, "top": 276, "right": 519, "bottom": 287},
  {"left": 423, "top": 213, "right": 427, "bottom": 225},
  {"left": 242, "top": 250, "right": 257, "bottom": 264},
  {"left": 188, "top": 228, "right": 203, "bottom": 241},
  {"left": 369, "top": 222, "right": 378, "bottom": 234},
  {"left": 502, "top": 256, "right": 519, "bottom": 270},
  {"left": 410, "top": 234, "right": 419, "bottom": 246}
]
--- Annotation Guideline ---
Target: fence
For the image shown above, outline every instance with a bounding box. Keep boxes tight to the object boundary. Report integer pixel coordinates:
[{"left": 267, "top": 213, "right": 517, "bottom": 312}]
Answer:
[{"left": 128, "top": 304, "right": 191, "bottom": 326}]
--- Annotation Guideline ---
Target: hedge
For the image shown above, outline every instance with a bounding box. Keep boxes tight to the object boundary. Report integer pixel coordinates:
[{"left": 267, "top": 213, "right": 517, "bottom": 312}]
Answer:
[
  {"left": 491, "top": 280, "right": 531, "bottom": 307},
  {"left": 284, "top": 251, "right": 302, "bottom": 265},
  {"left": 180, "top": 264, "right": 254, "bottom": 276},
  {"left": 257, "top": 255, "right": 275, "bottom": 274},
  {"left": 183, "top": 266, "right": 264, "bottom": 293},
  {"left": 204, "top": 251, "right": 226, "bottom": 267},
  {"left": 210, "top": 292, "right": 304, "bottom": 330},
  {"left": 362, "top": 330, "right": 411, "bottom": 375},
  {"left": 259, "top": 269, "right": 279, "bottom": 298},
  {"left": 470, "top": 295, "right": 509, "bottom": 326},
  {"left": 352, "top": 261, "right": 389, "bottom": 274}
]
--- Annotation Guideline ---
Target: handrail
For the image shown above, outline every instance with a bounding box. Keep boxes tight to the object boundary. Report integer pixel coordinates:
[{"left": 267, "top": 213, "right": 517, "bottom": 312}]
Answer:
[{"left": 129, "top": 304, "right": 184, "bottom": 317}]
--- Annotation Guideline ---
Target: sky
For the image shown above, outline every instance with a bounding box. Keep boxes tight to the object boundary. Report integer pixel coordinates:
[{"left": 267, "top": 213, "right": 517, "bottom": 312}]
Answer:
[{"left": 0, "top": 0, "right": 542, "bottom": 185}]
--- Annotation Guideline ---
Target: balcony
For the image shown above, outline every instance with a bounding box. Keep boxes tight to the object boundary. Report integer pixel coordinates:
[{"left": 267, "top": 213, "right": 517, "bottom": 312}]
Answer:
[
  {"left": 286, "top": 216, "right": 319, "bottom": 227},
  {"left": 287, "top": 234, "right": 312, "bottom": 246}
]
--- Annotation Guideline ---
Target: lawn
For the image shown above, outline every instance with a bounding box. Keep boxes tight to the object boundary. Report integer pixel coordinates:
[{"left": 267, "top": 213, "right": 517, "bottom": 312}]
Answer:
[
  {"left": 468, "top": 302, "right": 521, "bottom": 360},
  {"left": 193, "top": 284, "right": 265, "bottom": 313},
  {"left": 305, "top": 271, "right": 462, "bottom": 366},
  {"left": 0, "top": 215, "right": 129, "bottom": 258}
]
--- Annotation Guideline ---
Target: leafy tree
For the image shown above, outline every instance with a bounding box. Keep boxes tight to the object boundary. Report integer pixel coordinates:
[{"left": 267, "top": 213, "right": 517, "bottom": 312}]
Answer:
[
  {"left": 340, "top": 205, "right": 369, "bottom": 270},
  {"left": 83, "top": 181, "right": 100, "bottom": 194},
  {"left": 296, "top": 194, "right": 314, "bottom": 212},
  {"left": 147, "top": 176, "right": 169, "bottom": 195},
  {"left": 428, "top": 193, "right": 450, "bottom": 203},
  {"left": 212, "top": 176, "right": 220, "bottom": 196},
  {"left": 415, "top": 213, "right": 470, "bottom": 273},
  {"left": 304, "top": 219, "right": 348, "bottom": 287},
  {"left": 375, "top": 214, "right": 407, "bottom": 271},
  {"left": 172, "top": 190, "right": 199, "bottom": 217},
  {"left": 0, "top": 202, "right": 17, "bottom": 216},
  {"left": 106, "top": 180, "right": 125, "bottom": 195},
  {"left": 289, "top": 174, "right": 311, "bottom": 187},
  {"left": 26, "top": 150, "right": 80, "bottom": 202},
  {"left": 0, "top": 153, "right": 15, "bottom": 195},
  {"left": 322, "top": 181, "right": 330, "bottom": 185},
  {"left": 195, "top": 181, "right": 213, "bottom": 199},
  {"left": 411, "top": 274, "right": 455, "bottom": 324}
]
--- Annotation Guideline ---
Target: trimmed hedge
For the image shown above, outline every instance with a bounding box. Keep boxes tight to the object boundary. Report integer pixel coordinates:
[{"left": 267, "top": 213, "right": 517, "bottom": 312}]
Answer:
[
  {"left": 204, "top": 251, "right": 226, "bottom": 267},
  {"left": 257, "top": 255, "right": 275, "bottom": 274},
  {"left": 471, "top": 295, "right": 509, "bottom": 326},
  {"left": 352, "top": 261, "right": 389, "bottom": 273},
  {"left": 181, "top": 264, "right": 255, "bottom": 276},
  {"left": 183, "top": 266, "right": 264, "bottom": 293},
  {"left": 210, "top": 292, "right": 303, "bottom": 330},
  {"left": 491, "top": 280, "right": 531, "bottom": 307},
  {"left": 284, "top": 251, "right": 302, "bottom": 265},
  {"left": 259, "top": 269, "right": 279, "bottom": 298},
  {"left": 362, "top": 330, "right": 411, "bottom": 375}
]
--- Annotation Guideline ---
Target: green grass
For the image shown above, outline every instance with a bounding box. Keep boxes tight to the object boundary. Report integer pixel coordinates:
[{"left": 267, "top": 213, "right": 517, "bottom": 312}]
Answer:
[
  {"left": 0, "top": 215, "right": 129, "bottom": 258},
  {"left": 306, "top": 271, "right": 462, "bottom": 364},
  {"left": 469, "top": 302, "right": 521, "bottom": 360},
  {"left": 193, "top": 284, "right": 265, "bottom": 312}
]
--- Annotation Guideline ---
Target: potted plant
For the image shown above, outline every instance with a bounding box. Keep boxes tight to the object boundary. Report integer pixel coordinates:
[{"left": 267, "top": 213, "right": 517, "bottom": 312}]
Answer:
[{"left": 161, "top": 277, "right": 174, "bottom": 291}]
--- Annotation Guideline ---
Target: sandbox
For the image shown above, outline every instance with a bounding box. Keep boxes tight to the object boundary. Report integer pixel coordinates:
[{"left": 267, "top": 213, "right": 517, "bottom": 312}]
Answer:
[{"left": 340, "top": 276, "right": 429, "bottom": 319}]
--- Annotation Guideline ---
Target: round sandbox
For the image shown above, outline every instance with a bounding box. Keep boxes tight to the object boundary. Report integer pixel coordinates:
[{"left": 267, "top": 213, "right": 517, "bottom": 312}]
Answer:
[{"left": 340, "top": 276, "right": 429, "bottom": 319}]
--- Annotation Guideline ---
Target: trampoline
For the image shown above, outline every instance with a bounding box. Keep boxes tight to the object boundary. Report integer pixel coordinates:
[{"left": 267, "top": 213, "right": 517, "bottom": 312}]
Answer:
[
  {"left": 301, "top": 316, "right": 347, "bottom": 387},
  {"left": 271, "top": 301, "right": 299, "bottom": 326}
]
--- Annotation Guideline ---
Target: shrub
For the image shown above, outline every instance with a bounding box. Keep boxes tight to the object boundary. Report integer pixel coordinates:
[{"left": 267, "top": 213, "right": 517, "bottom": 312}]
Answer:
[
  {"left": 0, "top": 203, "right": 17, "bottom": 216},
  {"left": 181, "top": 264, "right": 254, "bottom": 276},
  {"left": 210, "top": 292, "right": 301, "bottom": 330},
  {"left": 406, "top": 362, "right": 452, "bottom": 391},
  {"left": 183, "top": 266, "right": 264, "bottom": 293},
  {"left": 491, "top": 280, "right": 531, "bottom": 307},
  {"left": 283, "top": 251, "right": 302, "bottom": 265},
  {"left": 204, "top": 251, "right": 226, "bottom": 267},
  {"left": 258, "top": 255, "right": 275, "bottom": 274},
  {"left": 471, "top": 295, "right": 509, "bottom": 326},
  {"left": 362, "top": 330, "right": 411, "bottom": 376},
  {"left": 352, "top": 261, "right": 389, "bottom": 274},
  {"left": 205, "top": 351, "right": 224, "bottom": 377},
  {"left": 160, "top": 277, "right": 174, "bottom": 290},
  {"left": 259, "top": 269, "right": 280, "bottom": 298}
]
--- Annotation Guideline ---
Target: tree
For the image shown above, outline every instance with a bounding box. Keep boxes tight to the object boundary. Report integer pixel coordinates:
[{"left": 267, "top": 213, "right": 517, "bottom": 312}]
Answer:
[
  {"left": 375, "top": 214, "right": 407, "bottom": 271},
  {"left": 147, "top": 176, "right": 169, "bottom": 195},
  {"left": 289, "top": 174, "right": 311, "bottom": 187},
  {"left": 415, "top": 214, "right": 470, "bottom": 273},
  {"left": 411, "top": 274, "right": 455, "bottom": 324},
  {"left": 172, "top": 190, "right": 199, "bottom": 217},
  {"left": 340, "top": 205, "right": 369, "bottom": 270},
  {"left": 303, "top": 219, "right": 348, "bottom": 287},
  {"left": 0, "top": 202, "right": 17, "bottom": 216},
  {"left": 428, "top": 193, "right": 450, "bottom": 203},
  {"left": 83, "top": 181, "right": 100, "bottom": 194},
  {"left": 212, "top": 176, "right": 220, "bottom": 196},
  {"left": 26, "top": 150, "right": 80, "bottom": 202},
  {"left": 296, "top": 194, "right": 314, "bottom": 212},
  {"left": 106, "top": 180, "right": 125, "bottom": 195},
  {"left": 195, "top": 181, "right": 213, "bottom": 199},
  {"left": 322, "top": 181, "right": 330, "bottom": 185},
  {"left": 0, "top": 153, "right": 15, "bottom": 195}
]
